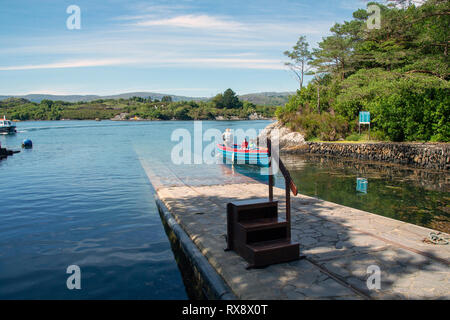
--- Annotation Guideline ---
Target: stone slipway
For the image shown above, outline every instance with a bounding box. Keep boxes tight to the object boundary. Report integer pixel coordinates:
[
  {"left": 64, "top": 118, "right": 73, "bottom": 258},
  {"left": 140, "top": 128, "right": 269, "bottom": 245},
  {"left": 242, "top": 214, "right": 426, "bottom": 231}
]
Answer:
[{"left": 140, "top": 159, "right": 450, "bottom": 300}]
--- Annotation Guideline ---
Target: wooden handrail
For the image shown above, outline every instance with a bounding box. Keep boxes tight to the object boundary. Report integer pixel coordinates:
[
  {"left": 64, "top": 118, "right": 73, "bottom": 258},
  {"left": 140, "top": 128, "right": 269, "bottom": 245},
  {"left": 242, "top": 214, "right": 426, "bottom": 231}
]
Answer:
[
  {"left": 267, "top": 138, "right": 298, "bottom": 240},
  {"left": 267, "top": 138, "right": 298, "bottom": 196}
]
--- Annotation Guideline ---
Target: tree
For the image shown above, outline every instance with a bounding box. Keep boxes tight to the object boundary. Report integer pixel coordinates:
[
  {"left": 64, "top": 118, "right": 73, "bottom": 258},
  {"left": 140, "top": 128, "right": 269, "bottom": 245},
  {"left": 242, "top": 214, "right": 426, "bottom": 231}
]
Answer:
[
  {"left": 40, "top": 99, "right": 54, "bottom": 108},
  {"left": 311, "top": 22, "right": 359, "bottom": 80},
  {"left": 222, "top": 88, "right": 242, "bottom": 109},
  {"left": 212, "top": 89, "right": 243, "bottom": 109},
  {"left": 130, "top": 96, "right": 145, "bottom": 103},
  {"left": 212, "top": 93, "right": 225, "bottom": 109},
  {"left": 386, "top": 0, "right": 426, "bottom": 9},
  {"left": 284, "top": 36, "right": 313, "bottom": 90},
  {"left": 161, "top": 96, "right": 173, "bottom": 103}
]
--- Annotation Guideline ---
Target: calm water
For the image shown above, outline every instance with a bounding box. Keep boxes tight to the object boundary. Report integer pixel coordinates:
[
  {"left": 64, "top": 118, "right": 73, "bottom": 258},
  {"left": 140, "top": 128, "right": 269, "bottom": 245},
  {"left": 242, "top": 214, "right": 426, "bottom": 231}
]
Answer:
[
  {"left": 0, "top": 120, "right": 448, "bottom": 299},
  {"left": 284, "top": 155, "right": 449, "bottom": 233},
  {"left": 235, "top": 155, "right": 450, "bottom": 233},
  {"left": 0, "top": 120, "right": 270, "bottom": 299}
]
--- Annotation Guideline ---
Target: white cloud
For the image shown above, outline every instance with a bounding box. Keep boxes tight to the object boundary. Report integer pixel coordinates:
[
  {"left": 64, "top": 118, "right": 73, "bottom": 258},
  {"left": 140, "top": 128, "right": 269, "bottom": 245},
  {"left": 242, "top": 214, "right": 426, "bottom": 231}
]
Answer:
[
  {"left": 172, "top": 57, "right": 284, "bottom": 70},
  {"left": 0, "top": 9, "right": 333, "bottom": 74},
  {"left": 132, "top": 14, "right": 246, "bottom": 31},
  {"left": 125, "top": 13, "right": 329, "bottom": 37},
  {"left": 0, "top": 58, "right": 133, "bottom": 71},
  {"left": 0, "top": 57, "right": 285, "bottom": 71},
  {"left": 133, "top": 3, "right": 190, "bottom": 15}
]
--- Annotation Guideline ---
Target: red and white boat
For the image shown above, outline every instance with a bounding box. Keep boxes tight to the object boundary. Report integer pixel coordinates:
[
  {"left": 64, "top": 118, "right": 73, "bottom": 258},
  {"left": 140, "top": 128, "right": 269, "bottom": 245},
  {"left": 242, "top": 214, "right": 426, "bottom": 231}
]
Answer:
[
  {"left": 0, "top": 115, "right": 16, "bottom": 134},
  {"left": 217, "top": 144, "right": 269, "bottom": 166}
]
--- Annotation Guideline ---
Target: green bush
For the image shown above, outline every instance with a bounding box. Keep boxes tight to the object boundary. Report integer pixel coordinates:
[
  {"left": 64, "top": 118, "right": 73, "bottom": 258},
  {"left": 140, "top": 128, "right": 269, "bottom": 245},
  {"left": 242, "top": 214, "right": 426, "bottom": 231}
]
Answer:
[
  {"left": 286, "top": 112, "right": 348, "bottom": 141},
  {"left": 277, "top": 71, "right": 449, "bottom": 142},
  {"left": 371, "top": 84, "right": 449, "bottom": 142}
]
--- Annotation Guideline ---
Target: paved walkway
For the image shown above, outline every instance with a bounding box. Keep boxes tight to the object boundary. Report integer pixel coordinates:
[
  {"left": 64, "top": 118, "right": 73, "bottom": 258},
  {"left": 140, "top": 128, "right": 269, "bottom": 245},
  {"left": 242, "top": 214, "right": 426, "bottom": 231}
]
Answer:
[{"left": 141, "top": 159, "right": 450, "bottom": 300}]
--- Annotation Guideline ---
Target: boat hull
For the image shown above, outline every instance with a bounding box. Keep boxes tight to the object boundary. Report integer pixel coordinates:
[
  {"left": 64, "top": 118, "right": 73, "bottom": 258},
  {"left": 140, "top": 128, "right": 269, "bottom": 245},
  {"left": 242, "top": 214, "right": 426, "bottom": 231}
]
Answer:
[
  {"left": 217, "top": 144, "right": 269, "bottom": 166},
  {"left": 0, "top": 126, "right": 16, "bottom": 134}
]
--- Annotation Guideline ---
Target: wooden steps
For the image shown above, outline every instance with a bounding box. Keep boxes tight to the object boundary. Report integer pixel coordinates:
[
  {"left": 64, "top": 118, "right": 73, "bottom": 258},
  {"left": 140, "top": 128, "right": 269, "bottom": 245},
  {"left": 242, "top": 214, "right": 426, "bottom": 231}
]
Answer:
[
  {"left": 238, "top": 217, "right": 287, "bottom": 231},
  {"left": 226, "top": 199, "right": 300, "bottom": 269},
  {"left": 247, "top": 239, "right": 300, "bottom": 268}
]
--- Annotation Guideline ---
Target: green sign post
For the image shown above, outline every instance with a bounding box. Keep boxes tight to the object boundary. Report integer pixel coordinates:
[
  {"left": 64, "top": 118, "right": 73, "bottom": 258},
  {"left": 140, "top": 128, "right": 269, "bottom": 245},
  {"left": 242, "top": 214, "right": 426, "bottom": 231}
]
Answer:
[{"left": 359, "top": 111, "right": 371, "bottom": 139}]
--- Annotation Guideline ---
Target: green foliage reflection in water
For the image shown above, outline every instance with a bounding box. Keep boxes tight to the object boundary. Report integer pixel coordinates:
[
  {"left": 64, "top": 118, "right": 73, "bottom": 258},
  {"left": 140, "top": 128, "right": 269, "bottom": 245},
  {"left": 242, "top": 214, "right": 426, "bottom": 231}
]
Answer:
[{"left": 283, "top": 155, "right": 450, "bottom": 233}]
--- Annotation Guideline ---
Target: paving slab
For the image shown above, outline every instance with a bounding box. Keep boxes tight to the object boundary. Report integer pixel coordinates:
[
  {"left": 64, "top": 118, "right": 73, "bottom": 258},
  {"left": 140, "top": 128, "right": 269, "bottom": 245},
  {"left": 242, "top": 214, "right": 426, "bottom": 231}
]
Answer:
[{"left": 141, "top": 159, "right": 450, "bottom": 300}]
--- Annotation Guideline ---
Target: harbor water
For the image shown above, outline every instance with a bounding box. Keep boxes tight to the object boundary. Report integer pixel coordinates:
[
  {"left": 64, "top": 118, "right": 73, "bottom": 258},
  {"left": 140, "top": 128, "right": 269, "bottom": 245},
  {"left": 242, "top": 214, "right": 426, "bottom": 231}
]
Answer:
[{"left": 0, "top": 120, "right": 448, "bottom": 298}]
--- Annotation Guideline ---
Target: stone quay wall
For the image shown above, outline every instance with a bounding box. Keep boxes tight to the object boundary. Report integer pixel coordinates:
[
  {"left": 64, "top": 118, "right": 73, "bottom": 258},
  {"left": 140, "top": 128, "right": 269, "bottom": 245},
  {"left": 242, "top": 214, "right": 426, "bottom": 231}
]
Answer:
[{"left": 284, "top": 142, "right": 449, "bottom": 171}]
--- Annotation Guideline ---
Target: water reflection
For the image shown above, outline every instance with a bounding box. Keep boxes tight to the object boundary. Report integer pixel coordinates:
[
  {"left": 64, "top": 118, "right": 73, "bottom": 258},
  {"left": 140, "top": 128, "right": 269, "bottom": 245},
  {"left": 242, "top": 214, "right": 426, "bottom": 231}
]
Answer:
[
  {"left": 356, "top": 178, "right": 368, "bottom": 194},
  {"left": 229, "top": 153, "right": 449, "bottom": 234},
  {"left": 283, "top": 154, "right": 450, "bottom": 233}
]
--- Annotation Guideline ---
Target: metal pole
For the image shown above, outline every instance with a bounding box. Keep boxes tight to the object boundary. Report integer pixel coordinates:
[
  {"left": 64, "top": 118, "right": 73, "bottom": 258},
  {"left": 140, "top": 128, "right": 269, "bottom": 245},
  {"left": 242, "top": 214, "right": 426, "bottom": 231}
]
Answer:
[
  {"left": 267, "top": 138, "right": 273, "bottom": 201},
  {"left": 285, "top": 179, "right": 291, "bottom": 240}
]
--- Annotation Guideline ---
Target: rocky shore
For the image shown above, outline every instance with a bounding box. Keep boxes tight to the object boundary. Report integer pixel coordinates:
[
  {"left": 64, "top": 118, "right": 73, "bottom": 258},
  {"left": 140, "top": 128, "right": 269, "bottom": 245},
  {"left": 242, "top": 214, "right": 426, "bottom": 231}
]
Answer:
[
  {"left": 261, "top": 122, "right": 449, "bottom": 171},
  {"left": 258, "top": 121, "right": 305, "bottom": 148},
  {"left": 111, "top": 112, "right": 273, "bottom": 121}
]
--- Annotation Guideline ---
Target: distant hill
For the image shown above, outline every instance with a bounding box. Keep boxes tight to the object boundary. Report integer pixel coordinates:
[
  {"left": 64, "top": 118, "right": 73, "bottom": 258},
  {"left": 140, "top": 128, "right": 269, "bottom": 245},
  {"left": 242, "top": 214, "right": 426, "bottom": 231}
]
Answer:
[
  {"left": 0, "top": 92, "right": 207, "bottom": 103},
  {"left": 0, "top": 91, "right": 293, "bottom": 106}
]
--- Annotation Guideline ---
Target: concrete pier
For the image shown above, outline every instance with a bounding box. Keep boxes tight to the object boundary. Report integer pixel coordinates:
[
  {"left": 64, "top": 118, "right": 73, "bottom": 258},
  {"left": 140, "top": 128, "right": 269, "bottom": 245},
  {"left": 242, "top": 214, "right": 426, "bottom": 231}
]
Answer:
[{"left": 141, "top": 159, "right": 450, "bottom": 300}]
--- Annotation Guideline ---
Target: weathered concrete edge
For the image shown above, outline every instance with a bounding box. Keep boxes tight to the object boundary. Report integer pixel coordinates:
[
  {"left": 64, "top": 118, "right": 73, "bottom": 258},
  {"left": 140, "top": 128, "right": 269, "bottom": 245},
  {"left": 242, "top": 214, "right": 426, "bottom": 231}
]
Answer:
[{"left": 155, "top": 195, "right": 237, "bottom": 300}]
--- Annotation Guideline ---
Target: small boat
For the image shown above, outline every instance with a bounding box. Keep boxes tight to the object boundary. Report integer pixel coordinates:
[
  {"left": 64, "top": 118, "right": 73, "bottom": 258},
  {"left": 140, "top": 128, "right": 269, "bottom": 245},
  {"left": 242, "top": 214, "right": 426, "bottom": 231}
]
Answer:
[
  {"left": 0, "top": 115, "right": 16, "bottom": 134},
  {"left": 217, "top": 144, "right": 269, "bottom": 166}
]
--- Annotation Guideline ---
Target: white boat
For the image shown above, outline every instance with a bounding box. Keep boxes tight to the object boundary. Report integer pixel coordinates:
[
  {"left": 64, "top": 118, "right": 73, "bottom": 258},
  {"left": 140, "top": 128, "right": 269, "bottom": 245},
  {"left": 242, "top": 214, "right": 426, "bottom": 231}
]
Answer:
[{"left": 0, "top": 115, "right": 16, "bottom": 134}]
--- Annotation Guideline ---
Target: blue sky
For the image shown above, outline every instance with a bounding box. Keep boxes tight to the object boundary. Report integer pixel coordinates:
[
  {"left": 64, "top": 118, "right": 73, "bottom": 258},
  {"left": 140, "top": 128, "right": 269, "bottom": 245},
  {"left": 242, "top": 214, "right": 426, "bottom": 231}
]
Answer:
[{"left": 0, "top": 0, "right": 373, "bottom": 97}]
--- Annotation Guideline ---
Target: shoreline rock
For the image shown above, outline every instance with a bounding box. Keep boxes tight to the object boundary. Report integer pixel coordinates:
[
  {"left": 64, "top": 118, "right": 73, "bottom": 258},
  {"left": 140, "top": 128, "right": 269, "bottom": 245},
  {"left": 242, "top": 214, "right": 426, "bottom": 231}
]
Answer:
[
  {"left": 258, "top": 121, "right": 306, "bottom": 149},
  {"left": 215, "top": 114, "right": 274, "bottom": 121}
]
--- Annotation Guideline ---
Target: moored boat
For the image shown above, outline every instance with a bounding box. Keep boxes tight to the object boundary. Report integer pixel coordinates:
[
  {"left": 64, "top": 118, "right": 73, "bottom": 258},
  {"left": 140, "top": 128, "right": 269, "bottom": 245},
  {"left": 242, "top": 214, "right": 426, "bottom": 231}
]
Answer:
[
  {"left": 217, "top": 144, "right": 269, "bottom": 166},
  {"left": 0, "top": 115, "right": 16, "bottom": 134}
]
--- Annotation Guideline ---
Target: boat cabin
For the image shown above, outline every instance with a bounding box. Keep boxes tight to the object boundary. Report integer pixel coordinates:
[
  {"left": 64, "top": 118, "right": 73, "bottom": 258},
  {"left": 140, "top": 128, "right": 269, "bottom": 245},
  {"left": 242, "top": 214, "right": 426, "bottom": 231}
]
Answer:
[{"left": 0, "top": 120, "right": 13, "bottom": 127}]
